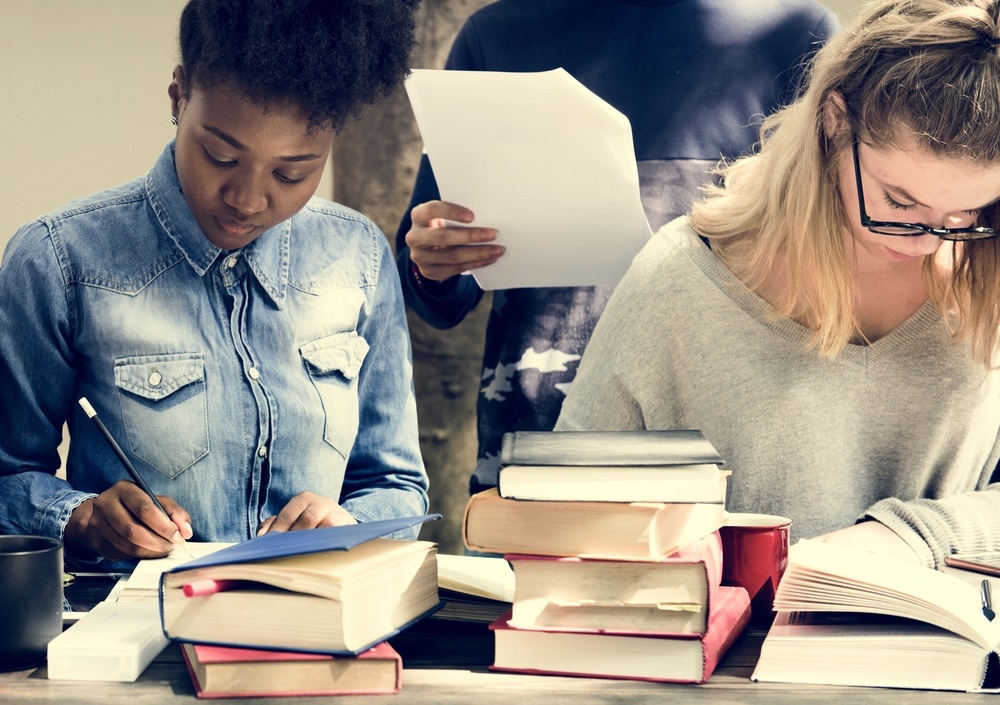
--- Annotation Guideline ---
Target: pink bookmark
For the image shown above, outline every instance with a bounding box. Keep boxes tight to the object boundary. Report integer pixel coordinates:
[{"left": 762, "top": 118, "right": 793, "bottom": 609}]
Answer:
[{"left": 182, "top": 578, "right": 240, "bottom": 598}]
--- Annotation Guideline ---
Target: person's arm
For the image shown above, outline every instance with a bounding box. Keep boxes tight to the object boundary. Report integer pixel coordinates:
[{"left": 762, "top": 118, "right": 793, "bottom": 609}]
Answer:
[
  {"left": 0, "top": 221, "right": 191, "bottom": 561},
  {"left": 394, "top": 157, "right": 493, "bottom": 329},
  {"left": 860, "top": 475, "right": 1000, "bottom": 569},
  {"left": 0, "top": 221, "right": 98, "bottom": 545},
  {"left": 340, "top": 232, "right": 430, "bottom": 538},
  {"left": 813, "top": 429, "right": 1000, "bottom": 568}
]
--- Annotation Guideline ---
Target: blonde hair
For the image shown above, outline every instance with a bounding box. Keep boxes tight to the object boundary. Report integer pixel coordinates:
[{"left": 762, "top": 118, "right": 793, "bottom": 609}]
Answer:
[{"left": 690, "top": 0, "right": 1000, "bottom": 366}]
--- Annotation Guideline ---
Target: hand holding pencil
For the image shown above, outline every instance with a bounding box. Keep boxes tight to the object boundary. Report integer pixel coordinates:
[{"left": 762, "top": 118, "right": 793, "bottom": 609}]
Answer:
[{"left": 62, "top": 398, "right": 194, "bottom": 561}]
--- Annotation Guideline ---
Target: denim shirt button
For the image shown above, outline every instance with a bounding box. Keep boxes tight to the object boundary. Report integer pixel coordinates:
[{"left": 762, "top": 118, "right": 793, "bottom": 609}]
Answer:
[
  {"left": 248, "top": 367, "right": 260, "bottom": 380},
  {"left": 257, "top": 446, "right": 267, "bottom": 458},
  {"left": 148, "top": 370, "right": 162, "bottom": 387},
  {"left": 226, "top": 255, "right": 238, "bottom": 269}
]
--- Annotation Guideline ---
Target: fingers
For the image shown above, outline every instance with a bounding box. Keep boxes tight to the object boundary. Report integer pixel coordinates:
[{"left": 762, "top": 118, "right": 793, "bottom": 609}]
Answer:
[
  {"left": 158, "top": 495, "right": 194, "bottom": 540},
  {"left": 257, "top": 515, "right": 277, "bottom": 536},
  {"left": 258, "top": 492, "right": 357, "bottom": 536},
  {"left": 410, "top": 199, "right": 474, "bottom": 228},
  {"left": 73, "top": 481, "right": 189, "bottom": 560},
  {"left": 406, "top": 201, "right": 505, "bottom": 281}
]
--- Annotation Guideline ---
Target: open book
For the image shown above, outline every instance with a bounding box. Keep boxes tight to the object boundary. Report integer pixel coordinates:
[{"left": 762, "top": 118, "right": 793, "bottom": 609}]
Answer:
[
  {"left": 752, "top": 539, "right": 1000, "bottom": 692},
  {"left": 160, "top": 516, "right": 441, "bottom": 655}
]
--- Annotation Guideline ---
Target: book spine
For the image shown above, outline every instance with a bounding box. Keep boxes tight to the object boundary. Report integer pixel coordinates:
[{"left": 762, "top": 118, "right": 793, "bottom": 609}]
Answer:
[{"left": 698, "top": 586, "right": 751, "bottom": 683}]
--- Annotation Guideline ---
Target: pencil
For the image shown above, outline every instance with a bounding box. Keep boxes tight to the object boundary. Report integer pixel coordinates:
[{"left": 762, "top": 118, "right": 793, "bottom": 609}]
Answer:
[
  {"left": 982, "top": 579, "right": 995, "bottom": 622},
  {"left": 77, "top": 397, "right": 194, "bottom": 559}
]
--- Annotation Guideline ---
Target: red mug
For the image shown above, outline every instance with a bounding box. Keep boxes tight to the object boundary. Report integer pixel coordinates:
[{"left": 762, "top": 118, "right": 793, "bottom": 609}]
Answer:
[{"left": 720, "top": 513, "right": 791, "bottom": 625}]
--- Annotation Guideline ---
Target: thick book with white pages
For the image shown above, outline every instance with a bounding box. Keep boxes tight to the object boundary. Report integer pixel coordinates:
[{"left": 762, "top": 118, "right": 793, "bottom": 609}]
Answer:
[{"left": 752, "top": 539, "right": 1000, "bottom": 692}]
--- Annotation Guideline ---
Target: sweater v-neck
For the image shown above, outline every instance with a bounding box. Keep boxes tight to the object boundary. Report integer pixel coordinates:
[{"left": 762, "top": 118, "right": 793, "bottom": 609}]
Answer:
[{"left": 669, "top": 218, "right": 944, "bottom": 369}]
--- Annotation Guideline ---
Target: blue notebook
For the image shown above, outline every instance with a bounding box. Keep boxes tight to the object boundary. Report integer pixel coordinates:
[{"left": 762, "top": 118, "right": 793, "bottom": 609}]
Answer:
[{"left": 165, "top": 514, "right": 440, "bottom": 572}]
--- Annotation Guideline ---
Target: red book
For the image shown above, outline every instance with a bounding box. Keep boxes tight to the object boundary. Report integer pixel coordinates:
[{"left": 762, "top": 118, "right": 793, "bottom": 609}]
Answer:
[
  {"left": 506, "top": 530, "right": 722, "bottom": 634},
  {"left": 180, "top": 640, "right": 402, "bottom": 699},
  {"left": 489, "top": 585, "right": 750, "bottom": 684}
]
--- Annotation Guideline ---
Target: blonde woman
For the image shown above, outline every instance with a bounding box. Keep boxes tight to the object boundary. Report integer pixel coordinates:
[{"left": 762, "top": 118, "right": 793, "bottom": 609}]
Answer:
[{"left": 556, "top": 0, "right": 1000, "bottom": 567}]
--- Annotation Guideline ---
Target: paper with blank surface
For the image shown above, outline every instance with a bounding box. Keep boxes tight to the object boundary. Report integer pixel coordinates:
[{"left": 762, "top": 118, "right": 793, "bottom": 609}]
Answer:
[{"left": 405, "top": 68, "right": 652, "bottom": 290}]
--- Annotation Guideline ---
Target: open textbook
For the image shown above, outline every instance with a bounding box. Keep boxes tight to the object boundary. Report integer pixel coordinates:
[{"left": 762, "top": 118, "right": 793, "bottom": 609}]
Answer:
[
  {"left": 159, "top": 516, "right": 441, "bottom": 654},
  {"left": 405, "top": 67, "right": 652, "bottom": 290},
  {"left": 752, "top": 539, "right": 1000, "bottom": 692}
]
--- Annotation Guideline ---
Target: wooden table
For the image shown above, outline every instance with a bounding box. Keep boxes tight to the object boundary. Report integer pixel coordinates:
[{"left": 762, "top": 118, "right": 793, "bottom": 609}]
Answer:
[{"left": 1, "top": 617, "right": 995, "bottom": 705}]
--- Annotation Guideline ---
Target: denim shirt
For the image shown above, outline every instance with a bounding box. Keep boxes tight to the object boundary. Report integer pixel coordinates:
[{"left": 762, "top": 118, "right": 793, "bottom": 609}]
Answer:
[{"left": 0, "top": 142, "right": 428, "bottom": 556}]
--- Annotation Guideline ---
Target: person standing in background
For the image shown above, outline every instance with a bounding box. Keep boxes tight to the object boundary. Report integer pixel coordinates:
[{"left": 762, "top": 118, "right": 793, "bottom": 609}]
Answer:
[{"left": 396, "top": 0, "right": 841, "bottom": 494}]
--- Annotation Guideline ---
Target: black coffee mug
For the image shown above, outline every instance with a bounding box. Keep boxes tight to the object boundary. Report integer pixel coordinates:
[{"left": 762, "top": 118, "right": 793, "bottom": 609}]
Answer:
[{"left": 0, "top": 535, "right": 63, "bottom": 671}]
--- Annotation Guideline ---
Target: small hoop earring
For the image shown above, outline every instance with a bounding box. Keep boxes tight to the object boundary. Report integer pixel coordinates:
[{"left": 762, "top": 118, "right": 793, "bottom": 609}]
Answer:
[{"left": 171, "top": 115, "right": 178, "bottom": 126}]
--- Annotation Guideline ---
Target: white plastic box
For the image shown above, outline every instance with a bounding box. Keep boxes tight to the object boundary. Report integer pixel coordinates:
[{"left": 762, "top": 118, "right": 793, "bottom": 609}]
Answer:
[{"left": 47, "top": 600, "right": 168, "bottom": 681}]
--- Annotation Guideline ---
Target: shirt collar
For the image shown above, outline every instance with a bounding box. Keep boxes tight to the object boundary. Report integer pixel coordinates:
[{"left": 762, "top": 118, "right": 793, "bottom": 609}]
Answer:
[{"left": 145, "top": 141, "right": 290, "bottom": 307}]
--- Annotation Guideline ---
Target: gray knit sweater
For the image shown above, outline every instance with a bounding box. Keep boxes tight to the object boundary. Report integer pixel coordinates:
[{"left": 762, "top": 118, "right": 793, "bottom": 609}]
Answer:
[{"left": 556, "top": 217, "right": 1000, "bottom": 567}]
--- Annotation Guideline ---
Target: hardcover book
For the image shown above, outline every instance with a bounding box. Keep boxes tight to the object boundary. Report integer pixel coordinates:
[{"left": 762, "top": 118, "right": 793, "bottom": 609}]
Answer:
[
  {"left": 499, "top": 430, "right": 723, "bottom": 467},
  {"left": 159, "top": 515, "right": 442, "bottom": 655},
  {"left": 180, "top": 641, "right": 402, "bottom": 698},
  {"left": 498, "top": 430, "right": 728, "bottom": 502},
  {"left": 463, "top": 488, "right": 726, "bottom": 559},
  {"left": 499, "top": 464, "right": 729, "bottom": 503},
  {"left": 751, "top": 539, "right": 1000, "bottom": 692},
  {"left": 507, "top": 530, "right": 722, "bottom": 634},
  {"left": 490, "top": 585, "right": 751, "bottom": 683}
]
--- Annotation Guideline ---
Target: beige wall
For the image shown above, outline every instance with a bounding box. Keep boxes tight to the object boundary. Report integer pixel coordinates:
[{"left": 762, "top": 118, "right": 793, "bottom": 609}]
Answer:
[
  {"left": 1, "top": 1, "right": 183, "bottom": 254},
  {"left": 0, "top": 0, "right": 332, "bottom": 259}
]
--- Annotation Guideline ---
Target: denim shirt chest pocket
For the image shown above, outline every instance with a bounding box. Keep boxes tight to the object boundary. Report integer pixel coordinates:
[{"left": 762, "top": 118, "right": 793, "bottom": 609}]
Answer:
[
  {"left": 300, "top": 332, "right": 370, "bottom": 459},
  {"left": 113, "top": 353, "right": 209, "bottom": 478}
]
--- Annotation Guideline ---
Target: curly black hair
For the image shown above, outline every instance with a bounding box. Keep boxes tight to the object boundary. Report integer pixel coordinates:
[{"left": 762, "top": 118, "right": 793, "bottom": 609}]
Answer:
[{"left": 178, "top": 0, "right": 419, "bottom": 132}]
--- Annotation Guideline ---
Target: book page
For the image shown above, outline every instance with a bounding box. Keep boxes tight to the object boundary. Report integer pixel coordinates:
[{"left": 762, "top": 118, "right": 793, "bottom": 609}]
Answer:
[
  {"left": 777, "top": 540, "right": 1000, "bottom": 648},
  {"left": 437, "top": 553, "right": 515, "bottom": 602},
  {"left": 117, "top": 542, "right": 233, "bottom": 601}
]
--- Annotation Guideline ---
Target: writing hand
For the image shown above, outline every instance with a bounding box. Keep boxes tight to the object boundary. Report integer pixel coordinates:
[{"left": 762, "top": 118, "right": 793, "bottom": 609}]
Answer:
[
  {"left": 64, "top": 480, "right": 193, "bottom": 560},
  {"left": 405, "top": 200, "right": 504, "bottom": 281},
  {"left": 257, "top": 491, "right": 357, "bottom": 535}
]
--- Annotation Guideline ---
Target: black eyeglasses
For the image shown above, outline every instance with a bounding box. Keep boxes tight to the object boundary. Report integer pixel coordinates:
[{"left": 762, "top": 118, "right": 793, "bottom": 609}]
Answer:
[{"left": 851, "top": 133, "right": 999, "bottom": 241}]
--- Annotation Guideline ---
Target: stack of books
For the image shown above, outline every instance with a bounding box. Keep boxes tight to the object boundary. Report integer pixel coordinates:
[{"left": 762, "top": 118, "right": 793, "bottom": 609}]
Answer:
[
  {"left": 158, "top": 515, "right": 442, "bottom": 698},
  {"left": 463, "top": 430, "right": 751, "bottom": 683}
]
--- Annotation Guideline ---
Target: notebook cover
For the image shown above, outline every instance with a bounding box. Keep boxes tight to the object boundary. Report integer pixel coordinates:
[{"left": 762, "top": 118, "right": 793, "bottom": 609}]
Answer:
[{"left": 165, "top": 514, "right": 440, "bottom": 573}]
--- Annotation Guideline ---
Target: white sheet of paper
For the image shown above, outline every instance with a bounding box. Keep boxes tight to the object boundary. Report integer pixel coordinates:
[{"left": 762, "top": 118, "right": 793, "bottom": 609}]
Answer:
[
  {"left": 119, "top": 541, "right": 233, "bottom": 597},
  {"left": 405, "top": 68, "right": 652, "bottom": 290}
]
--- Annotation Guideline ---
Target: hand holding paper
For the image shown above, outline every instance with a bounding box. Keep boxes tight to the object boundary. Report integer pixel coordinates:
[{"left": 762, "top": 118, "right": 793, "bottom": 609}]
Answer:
[
  {"left": 405, "top": 200, "right": 504, "bottom": 282},
  {"left": 405, "top": 68, "right": 652, "bottom": 290}
]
